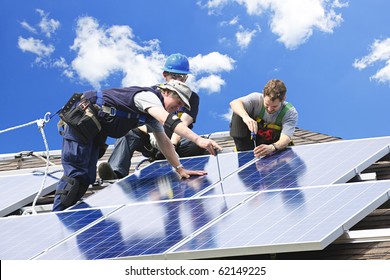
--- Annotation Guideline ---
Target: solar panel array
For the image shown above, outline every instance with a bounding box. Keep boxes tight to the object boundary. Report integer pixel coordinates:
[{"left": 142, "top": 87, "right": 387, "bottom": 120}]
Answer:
[{"left": 1, "top": 137, "right": 390, "bottom": 260}]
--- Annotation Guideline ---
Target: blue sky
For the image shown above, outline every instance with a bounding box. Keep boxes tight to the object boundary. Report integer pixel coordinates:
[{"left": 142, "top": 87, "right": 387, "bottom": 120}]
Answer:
[{"left": 1, "top": 0, "right": 390, "bottom": 154}]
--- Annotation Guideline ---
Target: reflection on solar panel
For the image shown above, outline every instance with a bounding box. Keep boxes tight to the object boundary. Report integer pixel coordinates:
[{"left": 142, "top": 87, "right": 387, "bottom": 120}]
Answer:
[
  {"left": 0, "top": 207, "right": 119, "bottom": 259},
  {"left": 201, "top": 137, "right": 390, "bottom": 196},
  {"left": 36, "top": 194, "right": 251, "bottom": 260},
  {"left": 1, "top": 136, "right": 390, "bottom": 260},
  {"left": 168, "top": 181, "right": 390, "bottom": 259},
  {"left": 0, "top": 166, "right": 63, "bottom": 217},
  {"left": 72, "top": 155, "right": 222, "bottom": 209}
]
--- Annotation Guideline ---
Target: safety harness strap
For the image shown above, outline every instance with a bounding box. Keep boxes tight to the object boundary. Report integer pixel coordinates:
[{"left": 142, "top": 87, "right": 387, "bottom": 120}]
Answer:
[
  {"left": 257, "top": 102, "right": 292, "bottom": 129},
  {"left": 275, "top": 102, "right": 292, "bottom": 125},
  {"left": 95, "top": 90, "right": 145, "bottom": 122}
]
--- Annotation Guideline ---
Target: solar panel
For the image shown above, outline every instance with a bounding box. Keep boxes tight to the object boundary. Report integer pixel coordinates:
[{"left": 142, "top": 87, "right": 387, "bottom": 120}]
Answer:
[
  {"left": 0, "top": 207, "right": 119, "bottom": 260},
  {"left": 216, "top": 151, "right": 257, "bottom": 178},
  {"left": 35, "top": 180, "right": 390, "bottom": 260},
  {"left": 0, "top": 166, "right": 63, "bottom": 217},
  {"left": 35, "top": 194, "right": 252, "bottom": 260},
  {"left": 166, "top": 180, "right": 390, "bottom": 259},
  {"left": 1, "top": 136, "right": 390, "bottom": 260},
  {"left": 72, "top": 155, "right": 222, "bottom": 209},
  {"left": 291, "top": 137, "right": 390, "bottom": 185},
  {"left": 201, "top": 137, "right": 390, "bottom": 196}
]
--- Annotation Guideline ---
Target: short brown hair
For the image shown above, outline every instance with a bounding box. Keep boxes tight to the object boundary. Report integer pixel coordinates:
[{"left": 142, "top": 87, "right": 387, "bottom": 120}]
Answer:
[{"left": 263, "top": 79, "right": 287, "bottom": 101}]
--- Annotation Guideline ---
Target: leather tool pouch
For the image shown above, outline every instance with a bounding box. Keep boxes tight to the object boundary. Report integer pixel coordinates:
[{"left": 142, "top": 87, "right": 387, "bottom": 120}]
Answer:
[{"left": 59, "top": 93, "right": 102, "bottom": 144}]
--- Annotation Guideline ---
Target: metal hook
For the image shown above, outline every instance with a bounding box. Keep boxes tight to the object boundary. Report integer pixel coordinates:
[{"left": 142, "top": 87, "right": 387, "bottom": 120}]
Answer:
[{"left": 43, "top": 112, "right": 51, "bottom": 123}]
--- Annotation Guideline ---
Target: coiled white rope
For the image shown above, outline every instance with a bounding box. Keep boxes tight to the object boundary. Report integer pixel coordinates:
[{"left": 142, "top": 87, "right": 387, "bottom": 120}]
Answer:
[{"left": 0, "top": 112, "right": 53, "bottom": 215}]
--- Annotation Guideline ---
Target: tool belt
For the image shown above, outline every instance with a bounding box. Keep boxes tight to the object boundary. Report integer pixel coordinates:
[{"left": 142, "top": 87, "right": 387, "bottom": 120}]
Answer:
[{"left": 59, "top": 93, "right": 102, "bottom": 144}]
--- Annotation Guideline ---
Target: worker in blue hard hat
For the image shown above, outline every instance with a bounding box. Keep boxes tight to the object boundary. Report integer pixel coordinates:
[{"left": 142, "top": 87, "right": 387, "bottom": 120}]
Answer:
[
  {"left": 162, "top": 53, "right": 190, "bottom": 74},
  {"left": 98, "top": 53, "right": 207, "bottom": 180}
]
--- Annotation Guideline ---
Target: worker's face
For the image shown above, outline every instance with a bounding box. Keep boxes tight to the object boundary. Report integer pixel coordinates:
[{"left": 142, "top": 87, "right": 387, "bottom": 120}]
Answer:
[
  {"left": 163, "top": 72, "right": 188, "bottom": 83},
  {"left": 263, "top": 96, "right": 284, "bottom": 114},
  {"left": 163, "top": 90, "right": 185, "bottom": 113}
]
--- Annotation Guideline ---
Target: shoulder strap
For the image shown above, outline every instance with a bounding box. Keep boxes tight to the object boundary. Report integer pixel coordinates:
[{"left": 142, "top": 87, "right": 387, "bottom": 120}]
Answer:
[
  {"left": 275, "top": 102, "right": 293, "bottom": 126},
  {"left": 258, "top": 104, "right": 266, "bottom": 119}
]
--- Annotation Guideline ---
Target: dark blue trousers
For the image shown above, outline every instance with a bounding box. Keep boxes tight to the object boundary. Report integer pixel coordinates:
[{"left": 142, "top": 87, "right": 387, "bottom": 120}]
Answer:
[{"left": 53, "top": 126, "right": 103, "bottom": 211}]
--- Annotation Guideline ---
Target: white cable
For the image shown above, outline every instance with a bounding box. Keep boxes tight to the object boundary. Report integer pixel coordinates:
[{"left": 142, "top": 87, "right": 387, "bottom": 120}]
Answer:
[
  {"left": 30, "top": 119, "right": 51, "bottom": 214},
  {"left": 1, "top": 112, "right": 54, "bottom": 215},
  {"left": 0, "top": 119, "right": 39, "bottom": 134}
]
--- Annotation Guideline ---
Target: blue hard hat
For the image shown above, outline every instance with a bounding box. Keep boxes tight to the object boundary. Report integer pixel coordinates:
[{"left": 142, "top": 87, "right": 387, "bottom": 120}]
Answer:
[{"left": 162, "top": 53, "right": 190, "bottom": 74}]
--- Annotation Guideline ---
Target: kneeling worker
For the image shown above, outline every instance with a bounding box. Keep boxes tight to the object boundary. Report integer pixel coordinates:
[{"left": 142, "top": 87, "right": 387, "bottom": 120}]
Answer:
[
  {"left": 229, "top": 79, "right": 298, "bottom": 158},
  {"left": 54, "top": 80, "right": 222, "bottom": 211}
]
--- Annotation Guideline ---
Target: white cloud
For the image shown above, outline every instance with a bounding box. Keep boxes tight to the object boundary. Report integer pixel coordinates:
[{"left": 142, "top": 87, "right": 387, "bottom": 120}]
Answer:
[
  {"left": 269, "top": 0, "right": 346, "bottom": 49},
  {"left": 206, "top": 0, "right": 348, "bottom": 49},
  {"left": 17, "top": 37, "right": 54, "bottom": 62},
  {"left": 187, "top": 52, "right": 235, "bottom": 93},
  {"left": 190, "top": 52, "right": 235, "bottom": 74},
  {"left": 19, "top": 14, "right": 235, "bottom": 93},
  {"left": 36, "top": 9, "right": 60, "bottom": 38},
  {"left": 353, "top": 38, "right": 390, "bottom": 84},
  {"left": 221, "top": 108, "right": 233, "bottom": 121},
  {"left": 53, "top": 57, "right": 74, "bottom": 78},
  {"left": 194, "top": 74, "right": 226, "bottom": 93},
  {"left": 201, "top": 0, "right": 231, "bottom": 14},
  {"left": 20, "top": 9, "right": 60, "bottom": 38},
  {"left": 229, "top": 16, "right": 240, "bottom": 25},
  {"left": 236, "top": 0, "right": 270, "bottom": 15},
  {"left": 17, "top": 9, "right": 59, "bottom": 64},
  {"left": 220, "top": 16, "right": 240, "bottom": 26},
  {"left": 70, "top": 16, "right": 165, "bottom": 89},
  {"left": 20, "top": 21, "right": 37, "bottom": 33},
  {"left": 236, "top": 28, "right": 257, "bottom": 49}
]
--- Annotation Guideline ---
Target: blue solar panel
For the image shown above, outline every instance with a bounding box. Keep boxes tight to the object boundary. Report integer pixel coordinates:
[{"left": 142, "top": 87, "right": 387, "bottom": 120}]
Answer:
[
  {"left": 0, "top": 207, "right": 119, "bottom": 259},
  {"left": 291, "top": 137, "right": 390, "bottom": 185},
  {"left": 0, "top": 166, "right": 63, "bottom": 217},
  {"left": 216, "top": 151, "right": 256, "bottom": 178},
  {"left": 35, "top": 194, "right": 251, "bottom": 259},
  {"left": 202, "top": 137, "right": 390, "bottom": 196},
  {"left": 2, "top": 136, "right": 390, "bottom": 260},
  {"left": 167, "top": 180, "right": 390, "bottom": 259},
  {"left": 72, "top": 155, "right": 222, "bottom": 209}
]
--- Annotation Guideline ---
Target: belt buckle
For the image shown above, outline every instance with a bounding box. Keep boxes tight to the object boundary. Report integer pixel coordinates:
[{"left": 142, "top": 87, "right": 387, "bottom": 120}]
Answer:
[
  {"left": 78, "top": 99, "right": 90, "bottom": 111},
  {"left": 109, "top": 107, "right": 117, "bottom": 116}
]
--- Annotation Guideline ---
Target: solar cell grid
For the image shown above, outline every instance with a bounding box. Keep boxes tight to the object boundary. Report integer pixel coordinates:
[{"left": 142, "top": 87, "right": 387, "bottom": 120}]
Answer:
[
  {"left": 0, "top": 207, "right": 119, "bottom": 259},
  {"left": 292, "top": 137, "right": 390, "bottom": 185},
  {"left": 168, "top": 181, "right": 390, "bottom": 259},
  {"left": 36, "top": 194, "right": 251, "bottom": 259},
  {"left": 73, "top": 155, "right": 221, "bottom": 209},
  {"left": 203, "top": 137, "right": 390, "bottom": 196},
  {"left": 2, "top": 136, "right": 390, "bottom": 260}
]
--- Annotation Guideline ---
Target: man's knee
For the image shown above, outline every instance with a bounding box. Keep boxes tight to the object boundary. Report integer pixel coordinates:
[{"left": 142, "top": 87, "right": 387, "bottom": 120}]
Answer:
[
  {"left": 54, "top": 176, "right": 89, "bottom": 210},
  {"left": 177, "top": 138, "right": 206, "bottom": 157},
  {"left": 229, "top": 113, "right": 250, "bottom": 138},
  {"left": 233, "top": 137, "right": 253, "bottom": 151}
]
